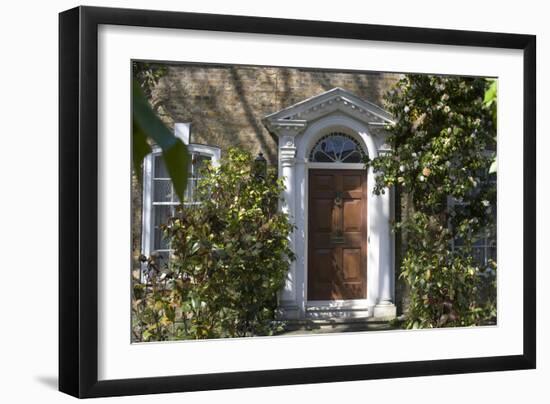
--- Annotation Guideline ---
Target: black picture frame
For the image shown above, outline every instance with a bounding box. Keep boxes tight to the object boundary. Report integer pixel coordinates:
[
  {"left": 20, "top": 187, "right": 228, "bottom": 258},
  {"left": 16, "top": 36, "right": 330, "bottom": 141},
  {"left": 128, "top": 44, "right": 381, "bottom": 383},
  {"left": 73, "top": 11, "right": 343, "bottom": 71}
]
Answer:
[{"left": 59, "top": 5, "right": 536, "bottom": 398}]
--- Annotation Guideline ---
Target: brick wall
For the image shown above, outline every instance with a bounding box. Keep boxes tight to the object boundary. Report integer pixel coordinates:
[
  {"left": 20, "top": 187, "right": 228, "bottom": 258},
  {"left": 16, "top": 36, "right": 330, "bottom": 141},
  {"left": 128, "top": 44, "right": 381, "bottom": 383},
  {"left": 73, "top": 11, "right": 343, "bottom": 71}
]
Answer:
[{"left": 150, "top": 63, "right": 400, "bottom": 164}]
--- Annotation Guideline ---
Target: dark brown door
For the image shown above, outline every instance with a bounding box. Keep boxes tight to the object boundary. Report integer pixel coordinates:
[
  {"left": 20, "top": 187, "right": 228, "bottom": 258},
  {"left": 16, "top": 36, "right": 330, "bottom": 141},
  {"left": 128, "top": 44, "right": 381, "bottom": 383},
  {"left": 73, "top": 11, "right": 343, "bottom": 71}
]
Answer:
[{"left": 308, "top": 169, "right": 367, "bottom": 300}]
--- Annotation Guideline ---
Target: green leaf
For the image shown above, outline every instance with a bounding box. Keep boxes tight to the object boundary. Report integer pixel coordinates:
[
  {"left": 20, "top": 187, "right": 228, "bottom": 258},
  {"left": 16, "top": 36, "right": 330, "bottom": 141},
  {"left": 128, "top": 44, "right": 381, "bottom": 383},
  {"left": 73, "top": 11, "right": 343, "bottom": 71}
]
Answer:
[
  {"left": 489, "top": 158, "right": 497, "bottom": 174},
  {"left": 132, "top": 123, "right": 152, "bottom": 182},
  {"left": 132, "top": 80, "right": 189, "bottom": 201},
  {"left": 483, "top": 80, "right": 497, "bottom": 105}
]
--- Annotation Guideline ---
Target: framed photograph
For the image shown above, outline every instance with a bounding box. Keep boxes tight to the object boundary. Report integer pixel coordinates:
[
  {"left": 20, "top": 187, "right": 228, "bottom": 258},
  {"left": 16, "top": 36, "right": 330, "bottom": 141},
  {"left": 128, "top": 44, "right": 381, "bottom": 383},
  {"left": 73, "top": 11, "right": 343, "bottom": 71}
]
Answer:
[{"left": 59, "top": 6, "right": 536, "bottom": 398}]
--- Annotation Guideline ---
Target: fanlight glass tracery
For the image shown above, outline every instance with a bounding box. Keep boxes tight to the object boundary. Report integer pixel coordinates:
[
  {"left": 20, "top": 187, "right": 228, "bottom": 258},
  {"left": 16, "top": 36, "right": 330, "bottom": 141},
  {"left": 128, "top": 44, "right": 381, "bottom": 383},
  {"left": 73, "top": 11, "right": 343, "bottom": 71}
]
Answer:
[{"left": 309, "top": 133, "right": 365, "bottom": 163}]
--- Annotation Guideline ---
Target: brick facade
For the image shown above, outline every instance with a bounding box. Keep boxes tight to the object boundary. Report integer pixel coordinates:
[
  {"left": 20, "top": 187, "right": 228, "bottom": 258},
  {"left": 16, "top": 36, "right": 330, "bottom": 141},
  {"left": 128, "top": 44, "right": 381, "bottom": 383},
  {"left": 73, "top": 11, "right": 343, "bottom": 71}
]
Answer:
[{"left": 150, "top": 63, "right": 400, "bottom": 164}]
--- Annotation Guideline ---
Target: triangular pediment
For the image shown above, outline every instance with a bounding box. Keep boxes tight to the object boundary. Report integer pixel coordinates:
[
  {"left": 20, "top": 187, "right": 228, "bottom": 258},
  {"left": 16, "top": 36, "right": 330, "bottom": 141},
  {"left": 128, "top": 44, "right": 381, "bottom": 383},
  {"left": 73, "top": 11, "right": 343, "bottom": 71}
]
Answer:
[{"left": 263, "top": 87, "right": 394, "bottom": 133}]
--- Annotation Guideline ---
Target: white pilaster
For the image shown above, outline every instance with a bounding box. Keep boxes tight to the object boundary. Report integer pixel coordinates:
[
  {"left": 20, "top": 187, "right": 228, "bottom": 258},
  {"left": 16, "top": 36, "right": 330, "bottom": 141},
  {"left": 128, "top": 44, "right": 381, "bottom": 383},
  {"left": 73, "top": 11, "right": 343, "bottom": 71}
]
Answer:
[
  {"left": 279, "top": 134, "right": 297, "bottom": 306},
  {"left": 269, "top": 122, "right": 307, "bottom": 319},
  {"left": 373, "top": 186, "right": 397, "bottom": 319}
]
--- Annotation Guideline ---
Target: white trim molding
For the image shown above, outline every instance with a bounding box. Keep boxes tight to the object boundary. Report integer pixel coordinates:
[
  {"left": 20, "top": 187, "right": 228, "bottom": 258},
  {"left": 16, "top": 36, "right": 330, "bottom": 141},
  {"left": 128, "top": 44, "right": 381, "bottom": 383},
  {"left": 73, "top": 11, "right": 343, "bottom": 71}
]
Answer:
[{"left": 264, "top": 88, "right": 397, "bottom": 321}]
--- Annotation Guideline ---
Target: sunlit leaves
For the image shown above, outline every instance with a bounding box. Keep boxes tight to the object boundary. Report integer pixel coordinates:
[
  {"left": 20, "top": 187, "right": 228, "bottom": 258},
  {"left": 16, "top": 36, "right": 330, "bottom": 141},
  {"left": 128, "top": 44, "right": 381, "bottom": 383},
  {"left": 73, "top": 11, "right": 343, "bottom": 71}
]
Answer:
[{"left": 484, "top": 79, "right": 498, "bottom": 173}]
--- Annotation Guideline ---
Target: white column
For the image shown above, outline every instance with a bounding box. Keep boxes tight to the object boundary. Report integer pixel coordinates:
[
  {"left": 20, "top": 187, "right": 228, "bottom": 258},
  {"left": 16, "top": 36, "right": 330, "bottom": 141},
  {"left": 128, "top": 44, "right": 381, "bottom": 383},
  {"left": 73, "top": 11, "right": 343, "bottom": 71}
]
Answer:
[
  {"left": 373, "top": 186, "right": 397, "bottom": 319},
  {"left": 277, "top": 132, "right": 300, "bottom": 319},
  {"left": 264, "top": 120, "right": 307, "bottom": 320},
  {"left": 366, "top": 167, "right": 381, "bottom": 313},
  {"left": 280, "top": 155, "right": 295, "bottom": 218},
  {"left": 378, "top": 188, "right": 393, "bottom": 304}
]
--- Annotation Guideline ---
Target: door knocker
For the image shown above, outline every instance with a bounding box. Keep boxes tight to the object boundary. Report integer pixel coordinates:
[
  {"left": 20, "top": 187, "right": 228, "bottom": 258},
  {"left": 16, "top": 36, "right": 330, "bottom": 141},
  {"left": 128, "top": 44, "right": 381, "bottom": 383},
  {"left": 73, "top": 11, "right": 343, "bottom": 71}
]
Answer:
[
  {"left": 334, "top": 191, "right": 343, "bottom": 207},
  {"left": 331, "top": 230, "right": 345, "bottom": 244}
]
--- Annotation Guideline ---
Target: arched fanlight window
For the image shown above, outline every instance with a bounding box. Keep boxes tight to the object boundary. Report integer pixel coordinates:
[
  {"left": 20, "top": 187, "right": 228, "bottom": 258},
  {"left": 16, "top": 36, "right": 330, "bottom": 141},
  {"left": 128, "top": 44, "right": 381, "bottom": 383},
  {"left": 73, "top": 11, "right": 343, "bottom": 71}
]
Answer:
[{"left": 309, "top": 132, "right": 365, "bottom": 163}]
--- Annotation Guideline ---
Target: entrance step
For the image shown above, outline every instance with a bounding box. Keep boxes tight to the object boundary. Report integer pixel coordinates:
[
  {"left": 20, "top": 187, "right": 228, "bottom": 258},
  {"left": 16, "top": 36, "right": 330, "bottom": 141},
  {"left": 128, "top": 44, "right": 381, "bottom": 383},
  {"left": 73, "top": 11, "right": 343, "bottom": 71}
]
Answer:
[{"left": 276, "top": 318, "right": 402, "bottom": 336}]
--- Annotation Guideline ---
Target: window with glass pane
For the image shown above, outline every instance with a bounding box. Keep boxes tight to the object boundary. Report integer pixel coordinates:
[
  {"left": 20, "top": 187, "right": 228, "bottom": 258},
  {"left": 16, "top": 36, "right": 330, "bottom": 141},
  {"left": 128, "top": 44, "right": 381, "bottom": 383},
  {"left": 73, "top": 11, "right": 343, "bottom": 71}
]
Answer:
[
  {"left": 309, "top": 133, "right": 365, "bottom": 163},
  {"left": 150, "top": 152, "right": 212, "bottom": 262},
  {"left": 451, "top": 172, "right": 496, "bottom": 268},
  {"left": 185, "top": 153, "right": 211, "bottom": 204}
]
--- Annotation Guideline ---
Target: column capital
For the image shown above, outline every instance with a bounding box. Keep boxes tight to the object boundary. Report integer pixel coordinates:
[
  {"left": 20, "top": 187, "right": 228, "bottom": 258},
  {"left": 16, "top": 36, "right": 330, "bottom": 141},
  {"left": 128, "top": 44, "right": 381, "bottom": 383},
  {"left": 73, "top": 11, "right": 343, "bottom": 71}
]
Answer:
[{"left": 280, "top": 146, "right": 296, "bottom": 167}]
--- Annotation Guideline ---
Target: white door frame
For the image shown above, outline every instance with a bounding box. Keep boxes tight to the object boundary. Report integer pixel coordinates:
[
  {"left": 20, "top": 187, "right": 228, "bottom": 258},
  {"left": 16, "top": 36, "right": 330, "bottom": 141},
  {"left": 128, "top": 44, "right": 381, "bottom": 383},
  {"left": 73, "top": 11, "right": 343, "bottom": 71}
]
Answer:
[
  {"left": 263, "top": 88, "right": 397, "bottom": 320},
  {"left": 305, "top": 162, "right": 370, "bottom": 319}
]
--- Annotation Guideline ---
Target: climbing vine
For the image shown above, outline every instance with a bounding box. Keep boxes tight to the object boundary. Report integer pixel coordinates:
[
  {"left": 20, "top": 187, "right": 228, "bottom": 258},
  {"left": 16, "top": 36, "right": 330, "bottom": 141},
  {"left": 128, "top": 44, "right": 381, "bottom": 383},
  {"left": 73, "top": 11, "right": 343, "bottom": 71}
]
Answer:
[{"left": 369, "top": 74, "right": 497, "bottom": 328}]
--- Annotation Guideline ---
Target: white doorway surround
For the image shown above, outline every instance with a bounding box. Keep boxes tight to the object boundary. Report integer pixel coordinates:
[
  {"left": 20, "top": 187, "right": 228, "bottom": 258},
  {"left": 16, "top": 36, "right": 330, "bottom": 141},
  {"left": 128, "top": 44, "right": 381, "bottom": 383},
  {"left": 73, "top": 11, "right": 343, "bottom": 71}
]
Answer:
[{"left": 263, "top": 88, "right": 397, "bottom": 321}]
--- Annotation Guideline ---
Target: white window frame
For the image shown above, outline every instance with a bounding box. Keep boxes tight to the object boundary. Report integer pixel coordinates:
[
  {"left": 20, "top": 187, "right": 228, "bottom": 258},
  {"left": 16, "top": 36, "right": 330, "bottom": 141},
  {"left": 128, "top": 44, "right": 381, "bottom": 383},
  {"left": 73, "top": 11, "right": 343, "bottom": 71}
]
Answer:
[{"left": 140, "top": 142, "right": 220, "bottom": 276}]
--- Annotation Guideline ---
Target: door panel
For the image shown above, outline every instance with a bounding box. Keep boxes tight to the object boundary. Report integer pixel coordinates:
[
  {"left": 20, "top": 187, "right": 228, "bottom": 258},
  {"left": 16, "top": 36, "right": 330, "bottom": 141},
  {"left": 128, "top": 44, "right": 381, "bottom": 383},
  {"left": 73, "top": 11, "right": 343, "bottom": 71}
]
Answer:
[
  {"left": 343, "top": 199, "right": 362, "bottom": 232},
  {"left": 311, "top": 199, "right": 333, "bottom": 232},
  {"left": 310, "top": 174, "right": 336, "bottom": 197},
  {"left": 343, "top": 248, "right": 361, "bottom": 281},
  {"left": 342, "top": 174, "right": 362, "bottom": 195},
  {"left": 308, "top": 169, "right": 367, "bottom": 301}
]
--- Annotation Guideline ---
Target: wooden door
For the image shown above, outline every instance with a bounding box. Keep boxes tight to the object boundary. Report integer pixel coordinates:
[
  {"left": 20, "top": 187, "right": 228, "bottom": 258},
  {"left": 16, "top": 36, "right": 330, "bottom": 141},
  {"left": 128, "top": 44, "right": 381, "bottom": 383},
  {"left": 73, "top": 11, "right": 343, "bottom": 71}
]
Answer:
[{"left": 308, "top": 169, "right": 367, "bottom": 300}]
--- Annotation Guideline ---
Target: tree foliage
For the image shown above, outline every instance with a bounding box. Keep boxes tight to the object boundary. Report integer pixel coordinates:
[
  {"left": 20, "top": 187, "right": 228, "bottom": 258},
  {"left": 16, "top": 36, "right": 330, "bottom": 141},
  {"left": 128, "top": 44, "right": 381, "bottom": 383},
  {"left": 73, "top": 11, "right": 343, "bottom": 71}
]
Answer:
[
  {"left": 133, "top": 149, "right": 295, "bottom": 340},
  {"left": 370, "top": 74, "right": 497, "bottom": 328},
  {"left": 484, "top": 79, "right": 498, "bottom": 173},
  {"left": 132, "top": 61, "right": 167, "bottom": 98}
]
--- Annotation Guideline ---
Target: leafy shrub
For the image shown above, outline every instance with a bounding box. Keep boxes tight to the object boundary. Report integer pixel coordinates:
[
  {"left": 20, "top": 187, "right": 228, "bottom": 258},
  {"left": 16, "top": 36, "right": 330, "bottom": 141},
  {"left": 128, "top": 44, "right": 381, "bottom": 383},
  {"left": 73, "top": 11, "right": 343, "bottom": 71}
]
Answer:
[
  {"left": 398, "top": 212, "right": 496, "bottom": 328},
  {"left": 133, "top": 148, "right": 295, "bottom": 340},
  {"left": 132, "top": 254, "right": 184, "bottom": 341},
  {"left": 370, "top": 74, "right": 497, "bottom": 328}
]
